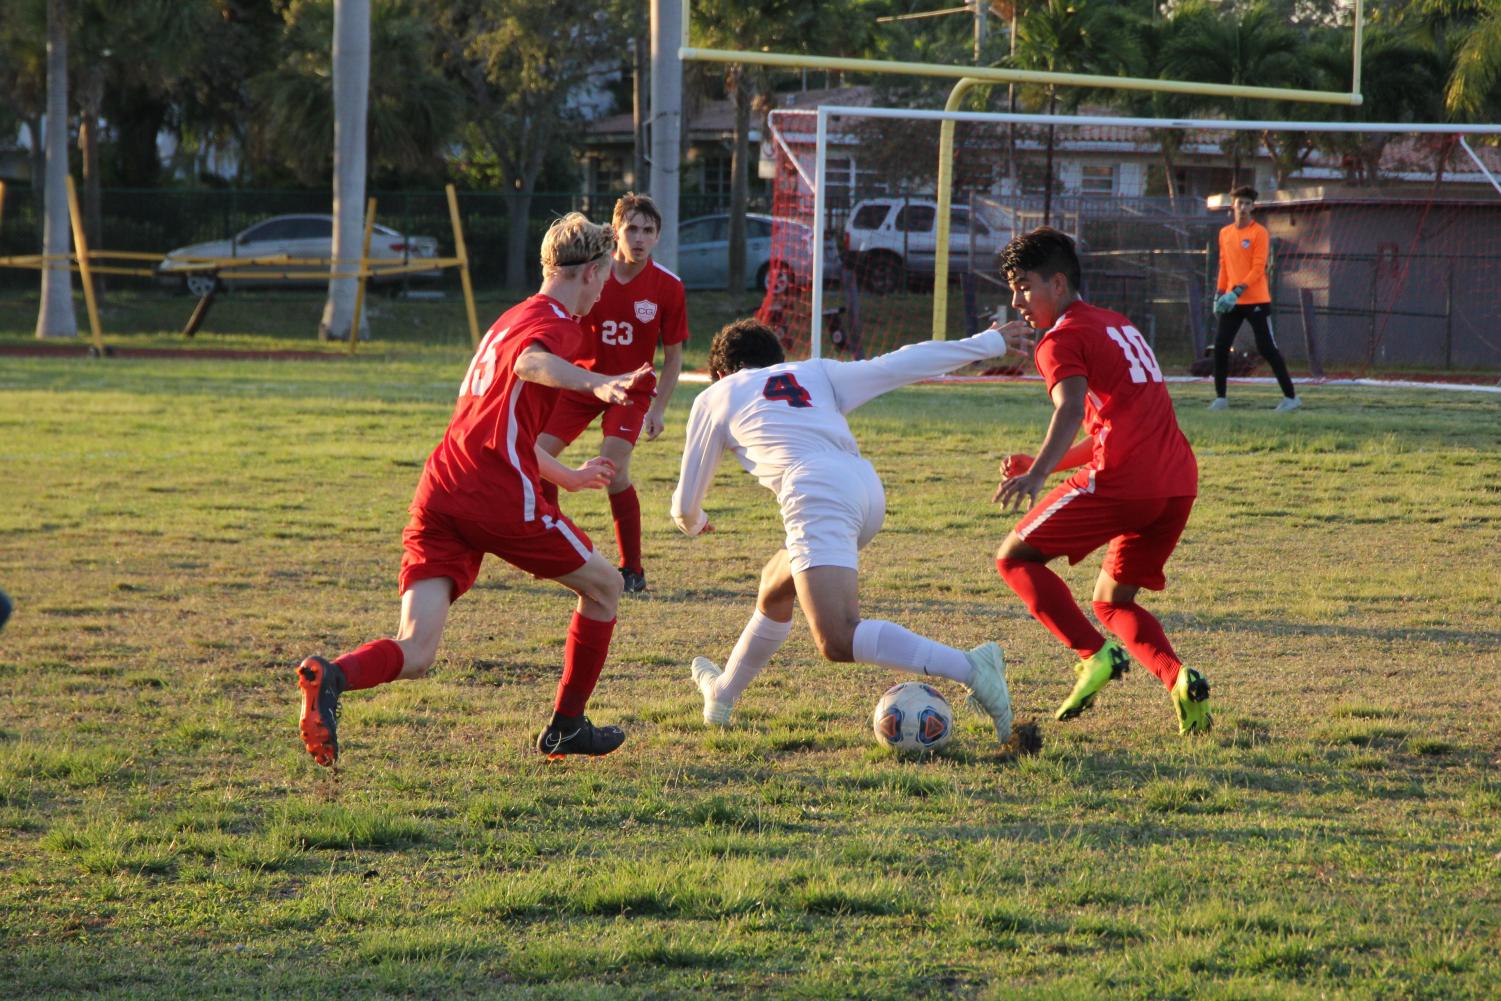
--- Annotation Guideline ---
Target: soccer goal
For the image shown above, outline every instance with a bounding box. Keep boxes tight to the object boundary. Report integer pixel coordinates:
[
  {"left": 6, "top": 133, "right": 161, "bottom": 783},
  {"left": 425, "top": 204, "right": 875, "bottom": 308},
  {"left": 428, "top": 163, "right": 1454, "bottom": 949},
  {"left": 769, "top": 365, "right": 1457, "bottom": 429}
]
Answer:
[{"left": 758, "top": 106, "right": 1501, "bottom": 377}]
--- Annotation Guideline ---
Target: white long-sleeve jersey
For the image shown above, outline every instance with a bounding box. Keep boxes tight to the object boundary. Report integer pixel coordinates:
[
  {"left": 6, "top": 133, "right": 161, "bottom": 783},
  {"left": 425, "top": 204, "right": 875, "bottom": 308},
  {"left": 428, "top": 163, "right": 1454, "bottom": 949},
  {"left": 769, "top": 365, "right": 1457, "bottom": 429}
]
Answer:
[{"left": 670, "top": 329, "right": 1008, "bottom": 536}]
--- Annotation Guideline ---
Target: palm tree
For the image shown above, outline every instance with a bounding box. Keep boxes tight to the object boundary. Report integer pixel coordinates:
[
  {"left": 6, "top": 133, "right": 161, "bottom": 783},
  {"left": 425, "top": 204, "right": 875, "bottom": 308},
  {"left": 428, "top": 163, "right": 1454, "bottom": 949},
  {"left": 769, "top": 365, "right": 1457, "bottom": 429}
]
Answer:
[
  {"left": 35, "top": 0, "right": 76, "bottom": 340},
  {"left": 1011, "top": 0, "right": 1142, "bottom": 223},
  {"left": 1160, "top": 1, "right": 1304, "bottom": 186},
  {"left": 1444, "top": 1, "right": 1501, "bottom": 120},
  {"left": 318, "top": 0, "right": 369, "bottom": 342},
  {"left": 1303, "top": 23, "right": 1444, "bottom": 186}
]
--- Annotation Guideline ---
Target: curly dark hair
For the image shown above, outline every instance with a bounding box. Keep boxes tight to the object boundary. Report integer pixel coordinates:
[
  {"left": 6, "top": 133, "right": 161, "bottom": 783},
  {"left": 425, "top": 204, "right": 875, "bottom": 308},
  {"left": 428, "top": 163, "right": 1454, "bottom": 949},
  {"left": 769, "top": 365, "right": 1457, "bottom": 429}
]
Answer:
[
  {"left": 708, "top": 318, "right": 785, "bottom": 380},
  {"left": 998, "top": 227, "right": 1080, "bottom": 291},
  {"left": 1231, "top": 185, "right": 1259, "bottom": 202}
]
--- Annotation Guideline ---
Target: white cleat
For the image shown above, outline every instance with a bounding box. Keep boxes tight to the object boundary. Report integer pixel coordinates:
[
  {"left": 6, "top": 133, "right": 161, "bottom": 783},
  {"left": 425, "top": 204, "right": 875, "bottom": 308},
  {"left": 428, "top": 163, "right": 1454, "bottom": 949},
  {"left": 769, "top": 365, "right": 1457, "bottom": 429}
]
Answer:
[
  {"left": 1274, "top": 396, "right": 1302, "bottom": 412},
  {"left": 1207, "top": 397, "right": 1229, "bottom": 411},
  {"left": 962, "top": 642, "right": 1014, "bottom": 742},
  {"left": 690, "top": 656, "right": 733, "bottom": 727}
]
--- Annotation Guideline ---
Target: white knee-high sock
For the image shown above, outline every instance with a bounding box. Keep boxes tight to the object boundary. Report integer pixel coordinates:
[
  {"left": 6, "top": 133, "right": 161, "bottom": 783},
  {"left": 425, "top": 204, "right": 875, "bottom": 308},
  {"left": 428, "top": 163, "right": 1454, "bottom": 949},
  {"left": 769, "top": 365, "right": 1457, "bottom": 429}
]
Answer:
[
  {"left": 713, "top": 610, "right": 793, "bottom": 705},
  {"left": 851, "top": 619, "right": 973, "bottom": 684}
]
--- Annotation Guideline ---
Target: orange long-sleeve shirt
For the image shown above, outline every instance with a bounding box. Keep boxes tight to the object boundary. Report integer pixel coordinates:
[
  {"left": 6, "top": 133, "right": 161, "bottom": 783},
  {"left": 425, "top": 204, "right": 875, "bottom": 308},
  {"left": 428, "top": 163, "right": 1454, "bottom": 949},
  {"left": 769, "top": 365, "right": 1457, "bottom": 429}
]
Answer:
[{"left": 1217, "top": 220, "right": 1270, "bottom": 304}]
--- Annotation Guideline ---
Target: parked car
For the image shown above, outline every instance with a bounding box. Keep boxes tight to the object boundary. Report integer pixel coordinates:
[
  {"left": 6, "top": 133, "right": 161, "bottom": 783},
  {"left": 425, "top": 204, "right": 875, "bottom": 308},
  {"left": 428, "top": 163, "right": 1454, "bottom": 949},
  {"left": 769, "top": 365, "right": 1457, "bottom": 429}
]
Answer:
[
  {"left": 157, "top": 214, "right": 439, "bottom": 296},
  {"left": 675, "top": 212, "right": 819, "bottom": 292},
  {"left": 841, "top": 197, "right": 1083, "bottom": 294}
]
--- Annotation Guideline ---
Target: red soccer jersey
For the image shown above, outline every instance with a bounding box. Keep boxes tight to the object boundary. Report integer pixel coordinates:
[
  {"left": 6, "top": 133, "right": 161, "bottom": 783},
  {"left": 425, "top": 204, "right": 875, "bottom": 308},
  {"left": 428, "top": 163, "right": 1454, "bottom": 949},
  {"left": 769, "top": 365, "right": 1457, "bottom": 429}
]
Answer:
[
  {"left": 411, "top": 294, "right": 583, "bottom": 524},
  {"left": 576, "top": 258, "right": 688, "bottom": 377},
  {"left": 1033, "top": 301, "right": 1197, "bottom": 499}
]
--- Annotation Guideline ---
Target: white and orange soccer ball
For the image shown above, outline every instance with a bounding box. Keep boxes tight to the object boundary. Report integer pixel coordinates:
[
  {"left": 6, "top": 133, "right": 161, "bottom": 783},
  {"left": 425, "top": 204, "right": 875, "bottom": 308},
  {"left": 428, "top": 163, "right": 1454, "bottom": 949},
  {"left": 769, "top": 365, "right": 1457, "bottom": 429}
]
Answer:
[{"left": 871, "top": 682, "right": 953, "bottom": 753}]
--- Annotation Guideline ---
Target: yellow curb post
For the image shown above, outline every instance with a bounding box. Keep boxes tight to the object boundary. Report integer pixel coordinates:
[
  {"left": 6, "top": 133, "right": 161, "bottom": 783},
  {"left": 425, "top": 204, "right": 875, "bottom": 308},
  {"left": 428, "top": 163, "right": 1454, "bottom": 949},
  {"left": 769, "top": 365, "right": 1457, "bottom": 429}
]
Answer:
[
  {"left": 446, "top": 184, "right": 480, "bottom": 348},
  {"left": 350, "top": 196, "right": 377, "bottom": 354},
  {"left": 65, "top": 176, "right": 106, "bottom": 355}
]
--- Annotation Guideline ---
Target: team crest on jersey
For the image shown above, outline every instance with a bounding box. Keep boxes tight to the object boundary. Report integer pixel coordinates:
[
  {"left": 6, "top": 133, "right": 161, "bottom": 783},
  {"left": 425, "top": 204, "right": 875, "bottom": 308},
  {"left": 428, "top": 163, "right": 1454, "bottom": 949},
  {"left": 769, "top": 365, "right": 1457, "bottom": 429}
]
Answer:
[
  {"left": 1240, "top": 238, "right": 1252, "bottom": 249},
  {"left": 634, "top": 299, "right": 658, "bottom": 323}
]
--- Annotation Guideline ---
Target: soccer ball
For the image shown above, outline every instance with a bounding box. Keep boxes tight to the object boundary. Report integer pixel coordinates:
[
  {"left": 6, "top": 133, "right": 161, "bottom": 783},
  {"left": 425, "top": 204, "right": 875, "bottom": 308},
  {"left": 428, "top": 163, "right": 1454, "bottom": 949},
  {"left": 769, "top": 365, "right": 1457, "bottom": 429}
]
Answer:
[{"left": 871, "top": 682, "right": 954, "bottom": 753}]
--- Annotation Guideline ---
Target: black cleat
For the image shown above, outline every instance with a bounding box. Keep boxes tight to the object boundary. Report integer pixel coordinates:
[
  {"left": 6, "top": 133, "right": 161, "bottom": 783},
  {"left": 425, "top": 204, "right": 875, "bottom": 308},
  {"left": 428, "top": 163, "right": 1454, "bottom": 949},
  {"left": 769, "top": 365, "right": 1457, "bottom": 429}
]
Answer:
[
  {"left": 620, "top": 567, "right": 647, "bottom": 593},
  {"left": 536, "top": 715, "right": 626, "bottom": 759}
]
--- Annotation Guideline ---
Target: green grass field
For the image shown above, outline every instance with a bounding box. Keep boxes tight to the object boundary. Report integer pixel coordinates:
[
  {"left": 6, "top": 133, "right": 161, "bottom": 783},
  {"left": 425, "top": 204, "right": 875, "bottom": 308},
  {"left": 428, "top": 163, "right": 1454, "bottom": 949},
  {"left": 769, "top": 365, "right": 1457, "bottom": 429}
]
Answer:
[{"left": 2, "top": 291, "right": 1499, "bottom": 999}]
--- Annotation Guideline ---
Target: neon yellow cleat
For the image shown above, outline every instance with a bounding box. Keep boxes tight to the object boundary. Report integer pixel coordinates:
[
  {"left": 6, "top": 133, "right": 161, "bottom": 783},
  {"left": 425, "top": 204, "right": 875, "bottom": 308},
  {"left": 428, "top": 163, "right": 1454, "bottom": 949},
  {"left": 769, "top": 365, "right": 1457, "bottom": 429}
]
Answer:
[
  {"left": 1172, "top": 666, "right": 1213, "bottom": 735},
  {"left": 1055, "top": 641, "right": 1130, "bottom": 721}
]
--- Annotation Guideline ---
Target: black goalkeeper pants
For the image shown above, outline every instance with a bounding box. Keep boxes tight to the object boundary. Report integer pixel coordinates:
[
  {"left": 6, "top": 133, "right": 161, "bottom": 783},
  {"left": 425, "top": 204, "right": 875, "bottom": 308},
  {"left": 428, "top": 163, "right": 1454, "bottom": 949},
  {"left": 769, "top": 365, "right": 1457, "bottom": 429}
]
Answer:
[{"left": 1213, "top": 302, "right": 1297, "bottom": 399}]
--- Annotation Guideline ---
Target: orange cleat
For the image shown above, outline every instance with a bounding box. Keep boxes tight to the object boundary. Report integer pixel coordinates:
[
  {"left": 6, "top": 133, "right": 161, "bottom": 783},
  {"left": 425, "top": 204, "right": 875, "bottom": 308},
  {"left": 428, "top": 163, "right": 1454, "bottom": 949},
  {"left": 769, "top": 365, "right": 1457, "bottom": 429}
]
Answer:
[{"left": 297, "top": 656, "right": 346, "bottom": 767}]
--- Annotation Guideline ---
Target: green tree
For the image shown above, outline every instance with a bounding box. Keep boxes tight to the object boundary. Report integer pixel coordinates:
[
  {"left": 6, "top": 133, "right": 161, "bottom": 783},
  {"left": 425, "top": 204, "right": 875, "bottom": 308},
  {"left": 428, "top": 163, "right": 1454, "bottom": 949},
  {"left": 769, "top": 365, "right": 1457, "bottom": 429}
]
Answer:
[
  {"left": 1303, "top": 21, "right": 1445, "bottom": 185},
  {"left": 691, "top": 0, "right": 871, "bottom": 294},
  {"left": 1012, "top": 0, "right": 1142, "bottom": 222},
  {"left": 434, "top": 0, "right": 629, "bottom": 289},
  {"left": 247, "top": 0, "right": 460, "bottom": 187},
  {"left": 1160, "top": 1, "right": 1305, "bottom": 186},
  {"left": 0, "top": 0, "right": 47, "bottom": 229},
  {"left": 1441, "top": 1, "right": 1501, "bottom": 119}
]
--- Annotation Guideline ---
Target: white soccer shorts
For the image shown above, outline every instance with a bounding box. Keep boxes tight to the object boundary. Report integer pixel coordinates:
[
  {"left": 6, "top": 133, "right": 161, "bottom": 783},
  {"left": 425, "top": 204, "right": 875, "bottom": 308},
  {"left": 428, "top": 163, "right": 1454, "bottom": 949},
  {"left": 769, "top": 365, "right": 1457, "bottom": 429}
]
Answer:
[{"left": 777, "top": 454, "right": 886, "bottom": 574}]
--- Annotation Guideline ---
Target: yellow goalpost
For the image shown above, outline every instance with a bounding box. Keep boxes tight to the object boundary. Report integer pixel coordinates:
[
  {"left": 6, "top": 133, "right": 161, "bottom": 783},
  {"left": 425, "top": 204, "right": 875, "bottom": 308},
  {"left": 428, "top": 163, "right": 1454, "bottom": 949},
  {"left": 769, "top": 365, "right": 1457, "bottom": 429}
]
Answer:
[{"left": 677, "top": 0, "right": 1368, "bottom": 345}]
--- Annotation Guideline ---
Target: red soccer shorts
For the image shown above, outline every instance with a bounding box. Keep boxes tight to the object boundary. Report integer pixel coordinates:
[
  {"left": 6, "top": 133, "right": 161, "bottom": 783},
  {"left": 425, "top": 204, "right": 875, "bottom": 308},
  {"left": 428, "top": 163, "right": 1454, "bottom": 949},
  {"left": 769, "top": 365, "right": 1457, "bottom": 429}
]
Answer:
[
  {"left": 1015, "top": 486, "right": 1195, "bottom": 591},
  {"left": 542, "top": 389, "right": 653, "bottom": 446},
  {"left": 399, "top": 506, "right": 594, "bottom": 599}
]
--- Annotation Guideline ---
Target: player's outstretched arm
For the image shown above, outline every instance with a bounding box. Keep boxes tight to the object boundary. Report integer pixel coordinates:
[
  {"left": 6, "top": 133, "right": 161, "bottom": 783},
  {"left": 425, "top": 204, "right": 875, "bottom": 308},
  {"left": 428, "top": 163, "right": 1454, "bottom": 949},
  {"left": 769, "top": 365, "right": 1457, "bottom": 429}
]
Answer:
[
  {"left": 514, "top": 347, "right": 651, "bottom": 406},
  {"left": 827, "top": 327, "right": 1010, "bottom": 413},
  {"left": 536, "top": 446, "right": 616, "bottom": 493},
  {"left": 669, "top": 390, "right": 727, "bottom": 536},
  {"left": 593, "top": 363, "right": 655, "bottom": 406}
]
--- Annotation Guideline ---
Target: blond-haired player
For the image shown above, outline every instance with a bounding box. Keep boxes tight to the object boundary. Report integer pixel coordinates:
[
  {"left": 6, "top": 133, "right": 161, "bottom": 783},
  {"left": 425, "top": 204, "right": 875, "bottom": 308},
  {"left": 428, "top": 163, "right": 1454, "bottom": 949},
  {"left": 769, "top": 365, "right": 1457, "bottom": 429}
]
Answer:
[{"left": 295, "top": 213, "right": 654, "bottom": 767}]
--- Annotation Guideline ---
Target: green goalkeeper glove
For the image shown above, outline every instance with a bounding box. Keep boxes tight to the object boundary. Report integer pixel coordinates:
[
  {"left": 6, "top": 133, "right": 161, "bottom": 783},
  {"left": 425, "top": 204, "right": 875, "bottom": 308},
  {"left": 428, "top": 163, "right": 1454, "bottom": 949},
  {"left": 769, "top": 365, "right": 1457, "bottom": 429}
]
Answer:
[{"left": 1213, "top": 290, "right": 1239, "bottom": 315}]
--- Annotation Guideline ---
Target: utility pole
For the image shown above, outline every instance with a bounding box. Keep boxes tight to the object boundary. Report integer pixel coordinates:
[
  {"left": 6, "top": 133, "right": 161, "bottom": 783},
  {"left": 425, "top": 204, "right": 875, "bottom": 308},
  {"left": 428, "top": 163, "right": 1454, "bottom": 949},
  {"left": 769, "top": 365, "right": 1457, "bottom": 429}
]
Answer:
[
  {"left": 632, "top": 9, "right": 649, "bottom": 192},
  {"left": 650, "top": 0, "right": 682, "bottom": 269},
  {"left": 974, "top": 0, "right": 988, "bottom": 62}
]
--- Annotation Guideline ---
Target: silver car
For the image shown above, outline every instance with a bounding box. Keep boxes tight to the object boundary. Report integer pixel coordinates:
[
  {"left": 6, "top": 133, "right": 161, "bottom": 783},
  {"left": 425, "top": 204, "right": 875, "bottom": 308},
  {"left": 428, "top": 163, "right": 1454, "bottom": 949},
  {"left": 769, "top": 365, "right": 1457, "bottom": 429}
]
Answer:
[
  {"left": 157, "top": 214, "right": 439, "bottom": 296},
  {"left": 675, "top": 212, "right": 815, "bottom": 292}
]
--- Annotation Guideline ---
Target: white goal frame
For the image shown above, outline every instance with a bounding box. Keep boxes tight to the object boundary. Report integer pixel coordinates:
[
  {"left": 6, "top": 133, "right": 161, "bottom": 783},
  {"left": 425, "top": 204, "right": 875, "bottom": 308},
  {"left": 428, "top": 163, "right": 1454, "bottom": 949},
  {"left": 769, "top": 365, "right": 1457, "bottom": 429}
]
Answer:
[{"left": 766, "top": 107, "right": 1501, "bottom": 357}]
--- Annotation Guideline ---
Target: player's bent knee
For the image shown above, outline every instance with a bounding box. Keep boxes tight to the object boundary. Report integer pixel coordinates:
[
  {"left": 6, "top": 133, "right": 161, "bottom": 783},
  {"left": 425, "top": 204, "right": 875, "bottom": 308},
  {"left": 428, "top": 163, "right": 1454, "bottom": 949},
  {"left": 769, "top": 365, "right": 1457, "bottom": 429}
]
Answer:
[
  {"left": 809, "top": 625, "right": 856, "bottom": 663},
  {"left": 396, "top": 640, "right": 438, "bottom": 678}
]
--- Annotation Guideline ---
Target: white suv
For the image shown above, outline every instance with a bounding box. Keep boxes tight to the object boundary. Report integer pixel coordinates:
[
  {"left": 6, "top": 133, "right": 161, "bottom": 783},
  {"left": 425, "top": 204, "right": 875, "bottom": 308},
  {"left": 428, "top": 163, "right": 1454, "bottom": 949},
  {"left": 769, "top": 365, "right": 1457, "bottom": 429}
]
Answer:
[{"left": 841, "top": 197, "right": 1083, "bottom": 294}]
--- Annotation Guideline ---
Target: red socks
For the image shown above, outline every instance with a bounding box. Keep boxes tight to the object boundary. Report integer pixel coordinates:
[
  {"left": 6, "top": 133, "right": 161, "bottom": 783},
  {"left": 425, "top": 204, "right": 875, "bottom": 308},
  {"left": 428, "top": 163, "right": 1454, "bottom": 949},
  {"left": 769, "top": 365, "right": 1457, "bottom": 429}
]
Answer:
[
  {"left": 554, "top": 613, "right": 616, "bottom": 716},
  {"left": 609, "top": 486, "right": 642, "bottom": 572},
  {"left": 335, "top": 638, "right": 405, "bottom": 690},
  {"left": 1093, "top": 601, "right": 1181, "bottom": 689},
  {"left": 996, "top": 558, "right": 1105, "bottom": 659}
]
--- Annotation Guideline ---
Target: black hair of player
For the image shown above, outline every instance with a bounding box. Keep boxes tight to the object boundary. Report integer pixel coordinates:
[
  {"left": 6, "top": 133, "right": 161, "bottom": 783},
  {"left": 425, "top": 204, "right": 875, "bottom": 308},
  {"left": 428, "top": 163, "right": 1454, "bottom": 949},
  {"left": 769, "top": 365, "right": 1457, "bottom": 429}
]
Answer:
[
  {"left": 709, "top": 318, "right": 785, "bottom": 380},
  {"left": 998, "top": 227, "right": 1080, "bottom": 292},
  {"left": 1230, "top": 185, "right": 1259, "bottom": 202}
]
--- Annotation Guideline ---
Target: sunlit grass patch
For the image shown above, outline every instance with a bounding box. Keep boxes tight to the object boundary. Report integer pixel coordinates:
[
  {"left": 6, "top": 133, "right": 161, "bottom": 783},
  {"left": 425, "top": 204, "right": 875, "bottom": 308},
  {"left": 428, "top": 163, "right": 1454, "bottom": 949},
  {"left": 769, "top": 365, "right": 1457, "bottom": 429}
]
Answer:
[{"left": 268, "top": 802, "right": 428, "bottom": 851}]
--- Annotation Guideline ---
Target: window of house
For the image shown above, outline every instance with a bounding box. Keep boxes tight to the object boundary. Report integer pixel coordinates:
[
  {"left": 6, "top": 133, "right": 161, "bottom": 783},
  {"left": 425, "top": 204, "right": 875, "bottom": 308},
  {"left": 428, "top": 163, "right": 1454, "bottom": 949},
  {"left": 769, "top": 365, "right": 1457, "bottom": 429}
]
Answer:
[
  {"left": 701, "top": 156, "right": 732, "bottom": 198},
  {"left": 1081, "top": 164, "right": 1116, "bottom": 195},
  {"left": 592, "top": 157, "right": 625, "bottom": 196}
]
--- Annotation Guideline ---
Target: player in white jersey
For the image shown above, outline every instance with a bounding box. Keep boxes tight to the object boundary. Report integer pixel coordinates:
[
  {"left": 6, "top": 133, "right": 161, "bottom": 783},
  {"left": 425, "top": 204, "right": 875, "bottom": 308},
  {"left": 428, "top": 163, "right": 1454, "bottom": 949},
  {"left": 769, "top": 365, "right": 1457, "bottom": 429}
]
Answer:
[{"left": 671, "top": 318, "right": 1024, "bottom": 744}]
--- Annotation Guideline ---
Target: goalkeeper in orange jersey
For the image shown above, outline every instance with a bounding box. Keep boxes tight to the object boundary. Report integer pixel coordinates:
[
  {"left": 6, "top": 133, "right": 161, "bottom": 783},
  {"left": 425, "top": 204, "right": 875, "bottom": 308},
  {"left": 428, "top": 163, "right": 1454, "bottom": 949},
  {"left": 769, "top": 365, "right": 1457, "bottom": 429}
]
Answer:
[{"left": 1209, "top": 186, "right": 1301, "bottom": 412}]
